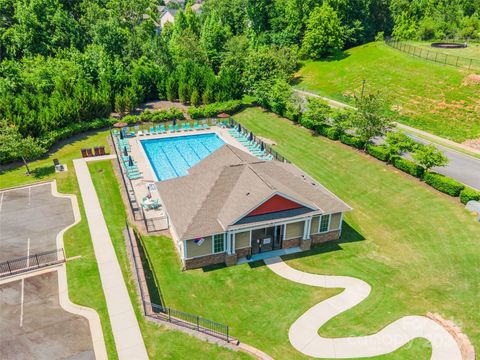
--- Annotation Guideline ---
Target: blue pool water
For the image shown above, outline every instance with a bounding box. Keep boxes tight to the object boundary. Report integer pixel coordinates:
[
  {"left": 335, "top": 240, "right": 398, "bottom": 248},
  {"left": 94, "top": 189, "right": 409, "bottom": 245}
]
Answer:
[{"left": 141, "top": 133, "right": 225, "bottom": 181}]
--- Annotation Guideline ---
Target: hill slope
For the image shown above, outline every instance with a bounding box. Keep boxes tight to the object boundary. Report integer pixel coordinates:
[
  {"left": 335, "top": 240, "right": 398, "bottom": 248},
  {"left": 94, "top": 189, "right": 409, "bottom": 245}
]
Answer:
[{"left": 296, "top": 42, "right": 480, "bottom": 143}]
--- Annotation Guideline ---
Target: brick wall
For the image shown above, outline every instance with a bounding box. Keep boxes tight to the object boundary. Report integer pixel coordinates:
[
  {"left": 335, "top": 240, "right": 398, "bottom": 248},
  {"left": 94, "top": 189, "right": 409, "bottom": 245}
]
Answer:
[
  {"left": 283, "top": 237, "right": 301, "bottom": 249},
  {"left": 311, "top": 230, "right": 340, "bottom": 245},
  {"left": 184, "top": 252, "right": 226, "bottom": 270},
  {"left": 236, "top": 247, "right": 251, "bottom": 259}
]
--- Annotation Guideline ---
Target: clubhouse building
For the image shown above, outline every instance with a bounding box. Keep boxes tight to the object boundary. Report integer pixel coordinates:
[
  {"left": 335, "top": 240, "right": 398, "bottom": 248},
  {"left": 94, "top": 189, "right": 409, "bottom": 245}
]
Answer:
[{"left": 156, "top": 145, "right": 351, "bottom": 269}]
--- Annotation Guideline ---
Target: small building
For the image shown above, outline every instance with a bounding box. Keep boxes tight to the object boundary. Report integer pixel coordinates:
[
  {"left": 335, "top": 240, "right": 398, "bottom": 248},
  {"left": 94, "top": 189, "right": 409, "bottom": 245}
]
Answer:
[{"left": 157, "top": 145, "right": 351, "bottom": 269}]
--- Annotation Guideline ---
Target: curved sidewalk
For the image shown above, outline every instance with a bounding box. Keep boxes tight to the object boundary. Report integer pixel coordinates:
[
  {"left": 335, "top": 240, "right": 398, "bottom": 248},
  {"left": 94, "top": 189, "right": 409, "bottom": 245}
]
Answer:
[
  {"left": 74, "top": 156, "right": 149, "bottom": 360},
  {"left": 264, "top": 257, "right": 461, "bottom": 359}
]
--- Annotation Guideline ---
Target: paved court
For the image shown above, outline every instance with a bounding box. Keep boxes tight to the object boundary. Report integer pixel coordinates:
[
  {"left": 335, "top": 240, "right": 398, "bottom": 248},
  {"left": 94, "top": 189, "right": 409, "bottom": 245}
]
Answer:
[
  {"left": 0, "top": 271, "right": 95, "bottom": 360},
  {"left": 0, "top": 183, "right": 75, "bottom": 262}
]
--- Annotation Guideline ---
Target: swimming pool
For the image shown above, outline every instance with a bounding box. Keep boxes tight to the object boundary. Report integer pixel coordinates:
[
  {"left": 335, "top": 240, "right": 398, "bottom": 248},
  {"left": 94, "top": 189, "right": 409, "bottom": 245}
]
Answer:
[{"left": 141, "top": 133, "right": 225, "bottom": 181}]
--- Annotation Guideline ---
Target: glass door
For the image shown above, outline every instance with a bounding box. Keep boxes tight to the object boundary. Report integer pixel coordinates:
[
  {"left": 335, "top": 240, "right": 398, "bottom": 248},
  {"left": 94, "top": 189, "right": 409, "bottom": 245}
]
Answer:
[{"left": 273, "top": 225, "right": 284, "bottom": 249}]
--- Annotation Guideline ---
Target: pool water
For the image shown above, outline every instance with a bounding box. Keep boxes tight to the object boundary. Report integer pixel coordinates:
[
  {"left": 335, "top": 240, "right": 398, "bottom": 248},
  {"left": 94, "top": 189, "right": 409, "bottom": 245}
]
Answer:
[{"left": 141, "top": 133, "right": 225, "bottom": 181}]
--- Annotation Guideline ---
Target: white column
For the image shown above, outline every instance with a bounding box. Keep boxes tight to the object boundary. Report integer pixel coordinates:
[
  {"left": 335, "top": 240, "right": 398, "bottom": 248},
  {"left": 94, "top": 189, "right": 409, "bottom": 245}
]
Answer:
[
  {"left": 303, "top": 218, "right": 312, "bottom": 240},
  {"left": 232, "top": 233, "right": 236, "bottom": 254}
]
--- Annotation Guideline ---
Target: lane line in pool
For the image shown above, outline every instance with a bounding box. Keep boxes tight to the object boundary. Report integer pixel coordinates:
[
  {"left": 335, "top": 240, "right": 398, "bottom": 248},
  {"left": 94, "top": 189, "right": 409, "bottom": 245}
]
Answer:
[
  {"left": 187, "top": 143, "right": 202, "bottom": 162},
  {"left": 174, "top": 144, "right": 195, "bottom": 169},
  {"left": 157, "top": 146, "right": 180, "bottom": 178}
]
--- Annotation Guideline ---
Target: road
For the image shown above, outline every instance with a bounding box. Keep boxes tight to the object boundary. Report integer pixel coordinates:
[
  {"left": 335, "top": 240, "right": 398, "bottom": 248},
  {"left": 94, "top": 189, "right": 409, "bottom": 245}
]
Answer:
[{"left": 294, "top": 89, "right": 480, "bottom": 190}]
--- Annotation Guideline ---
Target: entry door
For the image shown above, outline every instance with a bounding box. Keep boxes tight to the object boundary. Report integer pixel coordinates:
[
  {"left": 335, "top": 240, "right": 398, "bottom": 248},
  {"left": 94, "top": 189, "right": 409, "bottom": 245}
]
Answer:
[{"left": 273, "top": 225, "right": 284, "bottom": 249}]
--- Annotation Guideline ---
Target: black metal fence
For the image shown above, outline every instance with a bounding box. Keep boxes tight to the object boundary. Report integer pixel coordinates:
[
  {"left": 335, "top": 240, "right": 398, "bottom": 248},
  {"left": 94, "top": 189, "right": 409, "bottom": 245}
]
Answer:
[
  {"left": 0, "top": 249, "right": 65, "bottom": 277},
  {"left": 385, "top": 38, "right": 480, "bottom": 71},
  {"left": 228, "top": 118, "right": 290, "bottom": 163},
  {"left": 145, "top": 301, "right": 230, "bottom": 342}
]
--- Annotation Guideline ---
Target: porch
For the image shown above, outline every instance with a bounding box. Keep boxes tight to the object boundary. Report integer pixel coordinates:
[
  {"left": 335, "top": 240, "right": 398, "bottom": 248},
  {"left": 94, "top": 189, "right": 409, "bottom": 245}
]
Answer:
[{"left": 236, "top": 246, "right": 302, "bottom": 265}]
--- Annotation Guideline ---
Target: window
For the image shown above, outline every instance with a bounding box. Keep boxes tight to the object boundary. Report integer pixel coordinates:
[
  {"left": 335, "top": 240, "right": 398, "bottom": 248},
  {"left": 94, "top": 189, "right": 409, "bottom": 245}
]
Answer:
[
  {"left": 319, "top": 214, "right": 330, "bottom": 233},
  {"left": 213, "top": 234, "right": 225, "bottom": 253}
]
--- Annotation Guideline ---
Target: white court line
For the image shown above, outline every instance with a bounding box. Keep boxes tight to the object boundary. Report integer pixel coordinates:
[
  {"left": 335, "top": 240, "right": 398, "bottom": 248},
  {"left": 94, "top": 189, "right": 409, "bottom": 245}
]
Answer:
[
  {"left": 19, "top": 238, "right": 30, "bottom": 327},
  {"left": 0, "top": 192, "right": 4, "bottom": 213},
  {"left": 28, "top": 187, "right": 31, "bottom": 206}
]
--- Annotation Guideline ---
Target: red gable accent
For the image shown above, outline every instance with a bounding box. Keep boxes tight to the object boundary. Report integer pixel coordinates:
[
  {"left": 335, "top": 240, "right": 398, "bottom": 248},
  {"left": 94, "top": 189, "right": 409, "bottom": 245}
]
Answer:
[{"left": 247, "top": 194, "right": 303, "bottom": 217}]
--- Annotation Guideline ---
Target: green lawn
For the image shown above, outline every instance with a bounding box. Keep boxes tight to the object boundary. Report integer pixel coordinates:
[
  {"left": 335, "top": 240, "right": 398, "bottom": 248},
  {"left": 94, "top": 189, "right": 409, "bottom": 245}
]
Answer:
[
  {"left": 0, "top": 129, "right": 119, "bottom": 359},
  {"left": 295, "top": 42, "right": 480, "bottom": 143},
  {"left": 405, "top": 40, "right": 480, "bottom": 59},
  {"left": 232, "top": 107, "right": 479, "bottom": 356},
  {"left": 88, "top": 160, "right": 254, "bottom": 359},
  {"left": 0, "top": 130, "right": 250, "bottom": 360}
]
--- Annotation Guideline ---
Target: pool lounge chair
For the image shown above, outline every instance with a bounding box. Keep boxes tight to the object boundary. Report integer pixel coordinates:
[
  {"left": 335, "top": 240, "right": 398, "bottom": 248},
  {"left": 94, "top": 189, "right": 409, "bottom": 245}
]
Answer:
[
  {"left": 168, "top": 124, "right": 174, "bottom": 133},
  {"left": 144, "top": 128, "right": 150, "bottom": 136},
  {"left": 193, "top": 122, "right": 201, "bottom": 130},
  {"left": 160, "top": 125, "right": 166, "bottom": 133},
  {"left": 203, "top": 123, "right": 210, "bottom": 130},
  {"left": 149, "top": 126, "right": 155, "bottom": 135},
  {"left": 155, "top": 125, "right": 161, "bottom": 134},
  {"left": 174, "top": 124, "right": 180, "bottom": 132},
  {"left": 138, "top": 130, "right": 144, "bottom": 136}
]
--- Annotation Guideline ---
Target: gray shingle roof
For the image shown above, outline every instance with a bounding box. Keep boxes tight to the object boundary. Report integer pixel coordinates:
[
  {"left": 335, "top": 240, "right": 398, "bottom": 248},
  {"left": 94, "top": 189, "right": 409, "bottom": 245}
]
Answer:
[{"left": 156, "top": 145, "right": 351, "bottom": 241}]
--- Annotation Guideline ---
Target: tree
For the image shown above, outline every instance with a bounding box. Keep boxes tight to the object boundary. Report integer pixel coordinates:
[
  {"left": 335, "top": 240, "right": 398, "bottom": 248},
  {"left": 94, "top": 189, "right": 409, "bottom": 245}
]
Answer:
[
  {"left": 301, "top": 3, "right": 344, "bottom": 59},
  {"left": 302, "top": 98, "right": 332, "bottom": 127},
  {"left": 351, "top": 93, "right": 393, "bottom": 149},
  {"left": 413, "top": 144, "right": 448, "bottom": 171},
  {"left": 190, "top": 89, "right": 200, "bottom": 106},
  {"left": 0, "top": 123, "right": 45, "bottom": 173},
  {"left": 385, "top": 131, "right": 417, "bottom": 155}
]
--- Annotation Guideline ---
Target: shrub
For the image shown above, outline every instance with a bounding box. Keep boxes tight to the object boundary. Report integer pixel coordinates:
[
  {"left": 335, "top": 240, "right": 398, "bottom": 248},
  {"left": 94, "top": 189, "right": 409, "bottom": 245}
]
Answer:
[
  {"left": 366, "top": 144, "right": 390, "bottom": 162},
  {"left": 187, "top": 100, "right": 243, "bottom": 119},
  {"left": 340, "top": 134, "right": 365, "bottom": 149},
  {"left": 38, "top": 118, "right": 116, "bottom": 150},
  {"left": 299, "top": 117, "right": 316, "bottom": 130},
  {"left": 424, "top": 172, "right": 465, "bottom": 197},
  {"left": 325, "top": 126, "right": 340, "bottom": 140},
  {"left": 391, "top": 156, "right": 425, "bottom": 178},
  {"left": 314, "top": 123, "right": 330, "bottom": 135},
  {"left": 459, "top": 187, "right": 480, "bottom": 204}
]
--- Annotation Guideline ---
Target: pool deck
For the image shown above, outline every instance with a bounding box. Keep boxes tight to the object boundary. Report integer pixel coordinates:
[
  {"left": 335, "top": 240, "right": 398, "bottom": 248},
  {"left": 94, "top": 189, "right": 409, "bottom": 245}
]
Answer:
[{"left": 120, "top": 126, "right": 257, "bottom": 228}]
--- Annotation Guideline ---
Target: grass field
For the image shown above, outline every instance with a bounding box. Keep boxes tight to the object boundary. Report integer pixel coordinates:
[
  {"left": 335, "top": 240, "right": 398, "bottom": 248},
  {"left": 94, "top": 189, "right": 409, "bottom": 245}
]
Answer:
[
  {"left": 0, "top": 131, "right": 252, "bottom": 360},
  {"left": 295, "top": 42, "right": 480, "bottom": 143},
  {"left": 232, "top": 107, "right": 479, "bottom": 356},
  {"left": 405, "top": 41, "right": 480, "bottom": 59},
  {"left": 88, "top": 160, "right": 253, "bottom": 359},
  {"left": 88, "top": 162, "right": 426, "bottom": 360}
]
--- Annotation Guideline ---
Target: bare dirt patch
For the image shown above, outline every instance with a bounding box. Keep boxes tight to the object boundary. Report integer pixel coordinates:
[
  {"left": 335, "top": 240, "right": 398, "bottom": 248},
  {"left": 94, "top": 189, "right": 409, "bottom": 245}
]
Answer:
[
  {"left": 462, "top": 138, "right": 480, "bottom": 150},
  {"left": 462, "top": 74, "right": 480, "bottom": 86}
]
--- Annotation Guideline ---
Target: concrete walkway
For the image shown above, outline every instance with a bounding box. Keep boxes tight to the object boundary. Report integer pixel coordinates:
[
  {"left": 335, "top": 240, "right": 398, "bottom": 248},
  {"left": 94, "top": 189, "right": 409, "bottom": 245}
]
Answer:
[
  {"left": 264, "top": 257, "right": 462, "bottom": 359},
  {"left": 74, "top": 156, "right": 149, "bottom": 360}
]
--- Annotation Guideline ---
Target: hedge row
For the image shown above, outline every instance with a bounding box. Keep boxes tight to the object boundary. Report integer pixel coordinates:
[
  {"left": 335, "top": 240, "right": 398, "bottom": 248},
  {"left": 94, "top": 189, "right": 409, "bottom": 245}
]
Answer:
[
  {"left": 187, "top": 100, "right": 243, "bottom": 119},
  {"left": 366, "top": 144, "right": 390, "bottom": 162},
  {"left": 39, "top": 118, "right": 117, "bottom": 150},
  {"left": 460, "top": 187, "right": 480, "bottom": 204},
  {"left": 122, "top": 108, "right": 184, "bottom": 124},
  {"left": 391, "top": 156, "right": 425, "bottom": 179},
  {"left": 340, "top": 134, "right": 365, "bottom": 149},
  {"left": 424, "top": 172, "right": 465, "bottom": 196}
]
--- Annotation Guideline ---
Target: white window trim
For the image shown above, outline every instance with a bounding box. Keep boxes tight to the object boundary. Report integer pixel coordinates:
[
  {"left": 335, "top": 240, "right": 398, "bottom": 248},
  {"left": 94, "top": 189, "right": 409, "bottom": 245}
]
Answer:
[
  {"left": 319, "top": 214, "right": 331, "bottom": 233},
  {"left": 212, "top": 233, "right": 226, "bottom": 254}
]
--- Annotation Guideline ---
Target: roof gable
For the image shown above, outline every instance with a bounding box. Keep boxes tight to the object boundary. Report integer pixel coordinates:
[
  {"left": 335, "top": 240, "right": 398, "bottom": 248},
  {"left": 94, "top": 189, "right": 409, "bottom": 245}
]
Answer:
[{"left": 247, "top": 194, "right": 304, "bottom": 217}]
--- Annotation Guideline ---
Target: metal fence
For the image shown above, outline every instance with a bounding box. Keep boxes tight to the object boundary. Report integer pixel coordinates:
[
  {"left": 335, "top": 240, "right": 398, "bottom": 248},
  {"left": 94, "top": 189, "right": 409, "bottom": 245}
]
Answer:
[
  {"left": 385, "top": 38, "right": 480, "bottom": 71},
  {"left": 228, "top": 118, "right": 290, "bottom": 163},
  {"left": 145, "top": 301, "right": 230, "bottom": 342},
  {"left": 0, "top": 249, "right": 65, "bottom": 278}
]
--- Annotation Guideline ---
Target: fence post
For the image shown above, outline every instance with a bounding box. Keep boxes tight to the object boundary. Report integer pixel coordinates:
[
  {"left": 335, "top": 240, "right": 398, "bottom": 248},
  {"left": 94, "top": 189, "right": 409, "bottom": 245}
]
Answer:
[
  {"left": 197, "top": 315, "right": 200, "bottom": 331},
  {"left": 7, "top": 261, "right": 12, "bottom": 275},
  {"left": 168, "top": 308, "right": 171, "bottom": 322},
  {"left": 226, "top": 326, "right": 229, "bottom": 342},
  {"left": 35, "top": 254, "right": 39, "bottom": 267}
]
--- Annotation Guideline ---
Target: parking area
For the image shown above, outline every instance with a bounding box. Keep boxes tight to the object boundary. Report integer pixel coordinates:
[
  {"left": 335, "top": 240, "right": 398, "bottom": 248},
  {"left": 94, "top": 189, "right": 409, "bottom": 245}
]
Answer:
[
  {"left": 0, "top": 271, "right": 95, "bottom": 360},
  {"left": 0, "top": 182, "right": 97, "bottom": 359},
  {"left": 0, "top": 183, "right": 75, "bottom": 262}
]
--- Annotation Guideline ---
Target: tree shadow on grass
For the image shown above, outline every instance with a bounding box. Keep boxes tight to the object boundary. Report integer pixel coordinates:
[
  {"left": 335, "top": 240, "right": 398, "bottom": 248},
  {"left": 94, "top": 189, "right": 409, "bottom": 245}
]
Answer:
[{"left": 32, "top": 165, "right": 55, "bottom": 179}]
